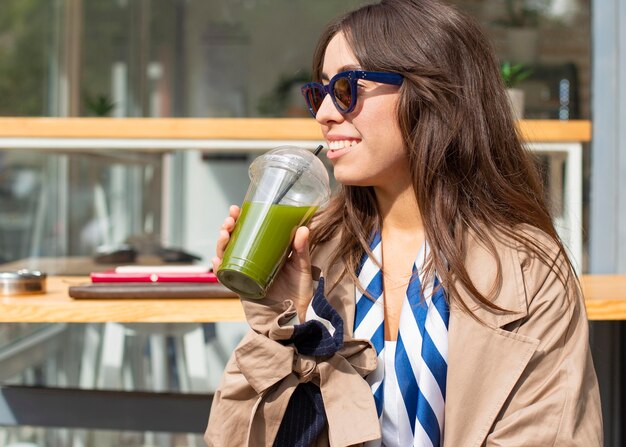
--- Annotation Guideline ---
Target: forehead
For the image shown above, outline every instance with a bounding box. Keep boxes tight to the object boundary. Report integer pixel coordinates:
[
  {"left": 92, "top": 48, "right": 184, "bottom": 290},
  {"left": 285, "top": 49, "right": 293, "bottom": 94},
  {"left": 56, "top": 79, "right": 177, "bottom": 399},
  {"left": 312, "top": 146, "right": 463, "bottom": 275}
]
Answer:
[{"left": 322, "top": 32, "right": 360, "bottom": 77}]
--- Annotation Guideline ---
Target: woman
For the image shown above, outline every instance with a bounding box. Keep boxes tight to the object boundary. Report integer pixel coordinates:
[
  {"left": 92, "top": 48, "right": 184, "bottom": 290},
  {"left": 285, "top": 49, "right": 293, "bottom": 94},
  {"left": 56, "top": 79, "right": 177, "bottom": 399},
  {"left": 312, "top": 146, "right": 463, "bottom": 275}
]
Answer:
[{"left": 206, "top": 0, "right": 602, "bottom": 445}]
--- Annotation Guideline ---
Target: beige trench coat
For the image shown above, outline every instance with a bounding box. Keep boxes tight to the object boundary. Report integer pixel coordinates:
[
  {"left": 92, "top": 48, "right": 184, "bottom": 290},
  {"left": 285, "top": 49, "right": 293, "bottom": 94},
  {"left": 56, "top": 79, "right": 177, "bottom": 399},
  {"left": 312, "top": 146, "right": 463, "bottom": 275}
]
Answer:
[{"left": 205, "top": 226, "right": 602, "bottom": 446}]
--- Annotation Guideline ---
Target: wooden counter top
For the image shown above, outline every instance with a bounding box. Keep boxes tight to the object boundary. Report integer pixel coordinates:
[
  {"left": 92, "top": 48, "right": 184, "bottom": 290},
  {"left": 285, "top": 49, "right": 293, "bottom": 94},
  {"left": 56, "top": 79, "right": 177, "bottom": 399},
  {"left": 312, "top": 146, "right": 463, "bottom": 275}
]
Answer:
[
  {"left": 0, "top": 118, "right": 591, "bottom": 143},
  {"left": 0, "top": 274, "right": 623, "bottom": 323},
  {"left": 0, "top": 277, "right": 245, "bottom": 323},
  {"left": 580, "top": 275, "right": 626, "bottom": 320}
]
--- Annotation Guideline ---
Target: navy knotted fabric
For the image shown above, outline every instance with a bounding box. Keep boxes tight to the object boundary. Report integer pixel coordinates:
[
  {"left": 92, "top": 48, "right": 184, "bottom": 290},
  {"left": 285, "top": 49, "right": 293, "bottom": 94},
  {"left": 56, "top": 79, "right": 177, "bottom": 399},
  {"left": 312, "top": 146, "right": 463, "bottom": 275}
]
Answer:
[{"left": 274, "top": 278, "right": 343, "bottom": 447}]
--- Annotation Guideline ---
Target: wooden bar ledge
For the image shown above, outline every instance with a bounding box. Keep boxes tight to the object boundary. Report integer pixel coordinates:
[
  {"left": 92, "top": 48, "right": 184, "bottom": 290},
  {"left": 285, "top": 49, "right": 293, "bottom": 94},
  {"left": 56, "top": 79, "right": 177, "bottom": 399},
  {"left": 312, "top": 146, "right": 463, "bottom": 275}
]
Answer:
[{"left": 0, "top": 274, "right": 623, "bottom": 322}]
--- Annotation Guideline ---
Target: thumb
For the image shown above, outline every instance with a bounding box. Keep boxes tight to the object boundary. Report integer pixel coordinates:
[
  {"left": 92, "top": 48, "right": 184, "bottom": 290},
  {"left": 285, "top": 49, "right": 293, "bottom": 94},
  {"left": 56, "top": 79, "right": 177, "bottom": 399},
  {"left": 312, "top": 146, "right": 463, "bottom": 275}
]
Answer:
[{"left": 290, "top": 226, "right": 311, "bottom": 273}]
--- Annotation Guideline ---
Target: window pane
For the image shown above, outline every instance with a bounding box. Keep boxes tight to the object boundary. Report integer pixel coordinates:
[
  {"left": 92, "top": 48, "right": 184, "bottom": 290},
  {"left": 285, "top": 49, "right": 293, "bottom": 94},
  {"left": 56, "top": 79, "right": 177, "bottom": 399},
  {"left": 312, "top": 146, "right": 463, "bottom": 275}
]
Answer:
[
  {"left": 0, "top": 0, "right": 56, "bottom": 116},
  {"left": 451, "top": 0, "right": 591, "bottom": 119},
  {"left": 0, "top": 151, "right": 162, "bottom": 274},
  {"left": 78, "top": 0, "right": 372, "bottom": 117}
]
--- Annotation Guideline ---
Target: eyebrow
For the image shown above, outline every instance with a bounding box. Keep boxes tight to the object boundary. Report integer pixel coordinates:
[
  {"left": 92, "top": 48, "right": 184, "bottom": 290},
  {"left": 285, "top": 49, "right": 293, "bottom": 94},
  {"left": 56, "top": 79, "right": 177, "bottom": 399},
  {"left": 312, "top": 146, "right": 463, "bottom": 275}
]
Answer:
[{"left": 321, "top": 64, "right": 362, "bottom": 81}]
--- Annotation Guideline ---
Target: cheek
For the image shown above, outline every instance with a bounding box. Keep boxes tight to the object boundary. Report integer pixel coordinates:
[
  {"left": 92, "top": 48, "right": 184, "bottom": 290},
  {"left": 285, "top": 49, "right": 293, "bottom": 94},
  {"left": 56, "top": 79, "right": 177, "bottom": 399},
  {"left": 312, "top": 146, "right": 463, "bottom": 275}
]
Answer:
[{"left": 356, "top": 98, "right": 404, "bottom": 154}]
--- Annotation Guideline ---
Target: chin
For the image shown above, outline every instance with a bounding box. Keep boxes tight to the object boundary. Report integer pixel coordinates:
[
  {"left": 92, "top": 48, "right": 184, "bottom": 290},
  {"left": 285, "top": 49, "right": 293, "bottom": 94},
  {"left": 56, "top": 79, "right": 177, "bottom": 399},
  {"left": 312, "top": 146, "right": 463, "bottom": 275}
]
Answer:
[
  {"left": 332, "top": 163, "right": 382, "bottom": 187},
  {"left": 333, "top": 173, "right": 373, "bottom": 187}
]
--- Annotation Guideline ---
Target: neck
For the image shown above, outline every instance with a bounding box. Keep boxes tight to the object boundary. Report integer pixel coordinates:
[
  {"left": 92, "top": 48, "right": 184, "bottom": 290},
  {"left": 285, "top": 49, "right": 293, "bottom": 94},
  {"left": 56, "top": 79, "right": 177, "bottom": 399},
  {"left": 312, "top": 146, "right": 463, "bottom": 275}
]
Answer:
[{"left": 374, "top": 180, "right": 424, "bottom": 235}]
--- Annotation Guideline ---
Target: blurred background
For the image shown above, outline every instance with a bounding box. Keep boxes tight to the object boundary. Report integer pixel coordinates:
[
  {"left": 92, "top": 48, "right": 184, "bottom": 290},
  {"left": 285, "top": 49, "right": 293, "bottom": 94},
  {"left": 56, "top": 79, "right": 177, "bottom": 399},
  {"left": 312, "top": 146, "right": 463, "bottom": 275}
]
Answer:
[
  {"left": 0, "top": 1, "right": 624, "bottom": 446},
  {"left": 0, "top": 0, "right": 593, "bottom": 269}
]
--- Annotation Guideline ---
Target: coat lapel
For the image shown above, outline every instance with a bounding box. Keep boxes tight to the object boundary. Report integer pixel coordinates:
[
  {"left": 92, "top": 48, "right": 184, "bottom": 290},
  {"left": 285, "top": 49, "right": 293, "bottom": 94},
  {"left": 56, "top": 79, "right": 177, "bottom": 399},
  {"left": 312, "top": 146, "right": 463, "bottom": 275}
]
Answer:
[
  {"left": 443, "top": 310, "right": 539, "bottom": 447},
  {"left": 443, "top": 231, "right": 540, "bottom": 447},
  {"left": 312, "top": 230, "right": 540, "bottom": 447}
]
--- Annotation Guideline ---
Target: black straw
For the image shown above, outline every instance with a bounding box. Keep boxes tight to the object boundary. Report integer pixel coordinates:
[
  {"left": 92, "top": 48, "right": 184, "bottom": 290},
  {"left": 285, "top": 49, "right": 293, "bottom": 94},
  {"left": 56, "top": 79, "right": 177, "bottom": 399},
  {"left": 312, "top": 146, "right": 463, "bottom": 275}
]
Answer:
[{"left": 273, "top": 145, "right": 324, "bottom": 205}]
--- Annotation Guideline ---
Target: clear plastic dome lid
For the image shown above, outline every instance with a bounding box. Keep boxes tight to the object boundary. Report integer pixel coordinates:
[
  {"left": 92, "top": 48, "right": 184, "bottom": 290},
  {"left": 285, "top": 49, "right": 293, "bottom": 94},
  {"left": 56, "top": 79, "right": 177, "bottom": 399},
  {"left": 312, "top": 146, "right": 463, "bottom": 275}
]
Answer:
[{"left": 249, "top": 146, "right": 330, "bottom": 206}]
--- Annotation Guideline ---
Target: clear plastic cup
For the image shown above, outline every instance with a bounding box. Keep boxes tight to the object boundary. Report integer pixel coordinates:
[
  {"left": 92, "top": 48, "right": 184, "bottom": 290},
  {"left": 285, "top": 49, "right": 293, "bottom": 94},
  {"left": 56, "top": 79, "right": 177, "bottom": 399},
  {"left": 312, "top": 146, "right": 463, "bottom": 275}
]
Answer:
[{"left": 217, "top": 146, "right": 330, "bottom": 299}]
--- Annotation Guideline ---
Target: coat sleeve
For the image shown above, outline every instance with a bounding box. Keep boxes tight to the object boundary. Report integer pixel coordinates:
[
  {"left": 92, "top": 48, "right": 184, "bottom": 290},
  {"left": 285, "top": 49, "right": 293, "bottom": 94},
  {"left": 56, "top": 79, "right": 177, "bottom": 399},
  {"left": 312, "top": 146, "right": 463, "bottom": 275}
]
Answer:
[
  {"left": 205, "top": 279, "right": 380, "bottom": 447},
  {"left": 485, "top": 245, "right": 603, "bottom": 446},
  {"left": 204, "top": 264, "right": 310, "bottom": 446},
  {"left": 204, "top": 281, "right": 314, "bottom": 447}
]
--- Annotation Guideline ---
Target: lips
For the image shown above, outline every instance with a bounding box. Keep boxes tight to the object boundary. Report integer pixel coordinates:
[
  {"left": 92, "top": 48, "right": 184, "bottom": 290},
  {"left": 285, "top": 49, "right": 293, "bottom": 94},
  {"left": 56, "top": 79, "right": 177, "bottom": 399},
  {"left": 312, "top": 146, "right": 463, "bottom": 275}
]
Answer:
[
  {"left": 324, "top": 134, "right": 362, "bottom": 160},
  {"left": 326, "top": 140, "right": 360, "bottom": 160}
]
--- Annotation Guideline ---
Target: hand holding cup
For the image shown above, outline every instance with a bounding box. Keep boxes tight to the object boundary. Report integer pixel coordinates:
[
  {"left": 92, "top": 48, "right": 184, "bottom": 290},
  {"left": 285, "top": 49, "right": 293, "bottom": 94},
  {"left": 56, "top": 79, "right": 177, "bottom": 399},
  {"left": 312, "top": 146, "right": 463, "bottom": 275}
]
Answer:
[
  {"left": 213, "top": 204, "right": 315, "bottom": 320},
  {"left": 215, "top": 146, "right": 329, "bottom": 304}
]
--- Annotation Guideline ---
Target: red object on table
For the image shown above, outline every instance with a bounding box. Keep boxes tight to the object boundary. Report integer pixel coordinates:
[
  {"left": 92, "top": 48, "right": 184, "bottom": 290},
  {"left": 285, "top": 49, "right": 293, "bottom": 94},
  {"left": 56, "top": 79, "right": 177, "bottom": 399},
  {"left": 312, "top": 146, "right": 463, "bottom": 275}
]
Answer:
[{"left": 90, "top": 271, "right": 218, "bottom": 283}]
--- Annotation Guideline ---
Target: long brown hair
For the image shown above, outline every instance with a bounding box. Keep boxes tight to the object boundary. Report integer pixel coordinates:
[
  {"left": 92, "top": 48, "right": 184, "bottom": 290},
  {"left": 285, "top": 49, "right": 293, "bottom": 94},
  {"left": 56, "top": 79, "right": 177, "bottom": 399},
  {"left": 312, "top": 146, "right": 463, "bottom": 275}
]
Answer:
[{"left": 308, "top": 0, "right": 574, "bottom": 314}]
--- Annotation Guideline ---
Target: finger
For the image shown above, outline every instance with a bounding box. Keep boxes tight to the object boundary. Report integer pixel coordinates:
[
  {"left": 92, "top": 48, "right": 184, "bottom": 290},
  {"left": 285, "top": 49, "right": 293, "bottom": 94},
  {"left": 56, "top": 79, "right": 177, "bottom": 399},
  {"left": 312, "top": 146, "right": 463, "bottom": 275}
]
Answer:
[
  {"left": 292, "top": 226, "right": 309, "bottom": 252},
  {"left": 229, "top": 205, "right": 240, "bottom": 220},
  {"left": 220, "top": 205, "right": 240, "bottom": 231},
  {"left": 221, "top": 216, "right": 236, "bottom": 232},
  {"left": 216, "top": 229, "right": 230, "bottom": 258},
  {"left": 290, "top": 226, "right": 311, "bottom": 273},
  {"left": 212, "top": 256, "right": 221, "bottom": 273}
]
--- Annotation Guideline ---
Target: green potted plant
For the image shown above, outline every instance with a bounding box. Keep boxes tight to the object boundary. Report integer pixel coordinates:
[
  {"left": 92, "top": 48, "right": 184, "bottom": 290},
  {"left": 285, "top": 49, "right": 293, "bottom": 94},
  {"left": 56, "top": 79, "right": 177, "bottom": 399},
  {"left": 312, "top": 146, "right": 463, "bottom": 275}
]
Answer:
[
  {"left": 500, "top": 62, "right": 532, "bottom": 119},
  {"left": 84, "top": 94, "right": 116, "bottom": 117}
]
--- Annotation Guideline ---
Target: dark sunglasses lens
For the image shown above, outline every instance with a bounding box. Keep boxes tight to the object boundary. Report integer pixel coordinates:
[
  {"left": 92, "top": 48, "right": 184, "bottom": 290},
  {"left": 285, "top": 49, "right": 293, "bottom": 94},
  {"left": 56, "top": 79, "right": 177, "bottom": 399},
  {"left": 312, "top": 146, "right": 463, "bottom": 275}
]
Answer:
[
  {"left": 332, "top": 77, "right": 352, "bottom": 112},
  {"left": 305, "top": 86, "right": 325, "bottom": 115}
]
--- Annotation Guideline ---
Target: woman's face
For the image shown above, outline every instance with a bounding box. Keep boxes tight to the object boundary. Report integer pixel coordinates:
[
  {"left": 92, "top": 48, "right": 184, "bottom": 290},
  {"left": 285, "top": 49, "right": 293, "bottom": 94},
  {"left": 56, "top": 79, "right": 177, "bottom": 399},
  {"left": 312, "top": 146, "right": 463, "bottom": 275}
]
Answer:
[{"left": 317, "top": 32, "right": 407, "bottom": 189}]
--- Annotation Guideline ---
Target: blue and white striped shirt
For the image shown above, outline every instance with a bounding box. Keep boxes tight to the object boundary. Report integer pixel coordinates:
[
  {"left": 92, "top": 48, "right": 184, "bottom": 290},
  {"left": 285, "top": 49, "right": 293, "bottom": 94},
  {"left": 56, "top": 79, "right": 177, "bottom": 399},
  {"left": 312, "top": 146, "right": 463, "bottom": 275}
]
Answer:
[{"left": 355, "top": 232, "right": 450, "bottom": 447}]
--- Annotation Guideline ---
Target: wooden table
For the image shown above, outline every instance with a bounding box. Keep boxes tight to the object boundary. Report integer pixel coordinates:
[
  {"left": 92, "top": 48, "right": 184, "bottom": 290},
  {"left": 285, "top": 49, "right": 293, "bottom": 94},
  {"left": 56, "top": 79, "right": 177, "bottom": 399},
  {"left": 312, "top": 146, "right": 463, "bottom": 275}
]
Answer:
[
  {"left": 0, "top": 273, "right": 622, "bottom": 434},
  {"left": 0, "top": 275, "right": 244, "bottom": 433},
  {"left": 579, "top": 275, "right": 626, "bottom": 320},
  {"left": 0, "top": 275, "right": 624, "bottom": 322},
  {"left": 0, "top": 277, "right": 245, "bottom": 323}
]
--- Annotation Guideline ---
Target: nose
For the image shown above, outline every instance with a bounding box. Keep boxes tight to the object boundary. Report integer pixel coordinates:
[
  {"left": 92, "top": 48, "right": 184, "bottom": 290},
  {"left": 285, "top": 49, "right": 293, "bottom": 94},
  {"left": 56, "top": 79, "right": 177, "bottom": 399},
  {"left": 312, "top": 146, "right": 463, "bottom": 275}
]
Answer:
[{"left": 315, "top": 93, "right": 344, "bottom": 126}]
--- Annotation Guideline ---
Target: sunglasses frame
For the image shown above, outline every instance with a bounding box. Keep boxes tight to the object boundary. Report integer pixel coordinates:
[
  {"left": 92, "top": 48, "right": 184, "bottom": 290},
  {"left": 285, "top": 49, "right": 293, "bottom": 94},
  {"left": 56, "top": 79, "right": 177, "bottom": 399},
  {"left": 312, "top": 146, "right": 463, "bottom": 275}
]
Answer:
[{"left": 301, "top": 70, "right": 404, "bottom": 118}]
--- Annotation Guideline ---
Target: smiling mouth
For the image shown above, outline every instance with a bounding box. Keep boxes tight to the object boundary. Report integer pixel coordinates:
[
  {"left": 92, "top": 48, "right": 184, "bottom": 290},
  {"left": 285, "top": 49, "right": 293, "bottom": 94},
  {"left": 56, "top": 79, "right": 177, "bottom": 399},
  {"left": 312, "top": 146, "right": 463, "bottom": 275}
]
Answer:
[{"left": 328, "top": 140, "right": 360, "bottom": 150}]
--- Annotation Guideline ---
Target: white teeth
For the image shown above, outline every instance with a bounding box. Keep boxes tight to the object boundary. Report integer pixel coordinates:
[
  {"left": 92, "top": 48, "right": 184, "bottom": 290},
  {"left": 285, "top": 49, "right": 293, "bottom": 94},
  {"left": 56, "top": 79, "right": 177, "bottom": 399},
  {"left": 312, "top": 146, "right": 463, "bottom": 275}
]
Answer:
[{"left": 328, "top": 140, "right": 359, "bottom": 150}]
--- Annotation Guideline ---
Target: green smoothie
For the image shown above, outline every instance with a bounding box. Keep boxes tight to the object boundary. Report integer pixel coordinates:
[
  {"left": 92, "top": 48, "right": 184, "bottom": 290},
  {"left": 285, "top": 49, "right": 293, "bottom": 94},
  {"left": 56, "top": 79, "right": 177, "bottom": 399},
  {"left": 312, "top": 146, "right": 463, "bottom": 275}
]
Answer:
[{"left": 217, "top": 201, "right": 318, "bottom": 298}]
